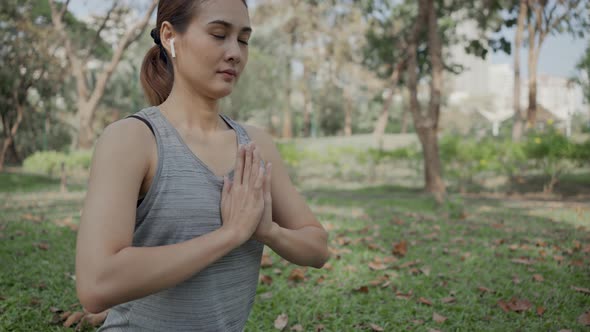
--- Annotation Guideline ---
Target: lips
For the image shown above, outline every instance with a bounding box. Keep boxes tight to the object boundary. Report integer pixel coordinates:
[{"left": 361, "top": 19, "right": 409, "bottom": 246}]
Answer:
[{"left": 219, "top": 69, "right": 237, "bottom": 77}]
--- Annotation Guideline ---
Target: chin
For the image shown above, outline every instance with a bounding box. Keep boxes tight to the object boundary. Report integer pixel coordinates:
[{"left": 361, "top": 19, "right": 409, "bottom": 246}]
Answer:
[{"left": 208, "top": 84, "right": 234, "bottom": 99}]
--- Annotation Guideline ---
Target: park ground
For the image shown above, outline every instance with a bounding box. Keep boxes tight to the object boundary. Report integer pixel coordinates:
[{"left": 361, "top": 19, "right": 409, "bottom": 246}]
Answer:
[{"left": 0, "top": 171, "right": 589, "bottom": 331}]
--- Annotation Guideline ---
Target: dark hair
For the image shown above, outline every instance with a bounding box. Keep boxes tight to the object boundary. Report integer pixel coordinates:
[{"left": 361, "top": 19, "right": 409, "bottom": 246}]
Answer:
[{"left": 140, "top": 0, "right": 248, "bottom": 106}]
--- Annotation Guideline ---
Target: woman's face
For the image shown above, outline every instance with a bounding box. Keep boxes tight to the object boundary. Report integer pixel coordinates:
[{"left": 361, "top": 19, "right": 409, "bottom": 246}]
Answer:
[{"left": 174, "top": 0, "right": 251, "bottom": 100}]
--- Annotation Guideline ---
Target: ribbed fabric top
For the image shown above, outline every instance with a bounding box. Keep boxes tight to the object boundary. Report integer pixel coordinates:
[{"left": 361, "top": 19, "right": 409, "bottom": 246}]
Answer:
[{"left": 97, "top": 106, "right": 264, "bottom": 332}]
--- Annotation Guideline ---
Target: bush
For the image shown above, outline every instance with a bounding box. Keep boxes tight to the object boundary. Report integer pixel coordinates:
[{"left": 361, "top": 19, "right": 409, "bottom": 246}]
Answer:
[
  {"left": 439, "top": 135, "right": 502, "bottom": 191},
  {"left": 523, "top": 127, "right": 579, "bottom": 193},
  {"left": 23, "top": 150, "right": 92, "bottom": 177},
  {"left": 276, "top": 142, "right": 307, "bottom": 183}
]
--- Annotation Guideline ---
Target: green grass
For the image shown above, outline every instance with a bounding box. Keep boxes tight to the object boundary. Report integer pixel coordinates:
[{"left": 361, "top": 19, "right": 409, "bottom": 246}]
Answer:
[
  {"left": 1, "top": 175, "right": 589, "bottom": 331},
  {"left": 0, "top": 172, "right": 61, "bottom": 192}
]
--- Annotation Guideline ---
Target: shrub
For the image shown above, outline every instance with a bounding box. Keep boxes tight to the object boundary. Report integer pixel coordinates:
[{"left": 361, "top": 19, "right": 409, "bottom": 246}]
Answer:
[{"left": 23, "top": 150, "right": 92, "bottom": 177}]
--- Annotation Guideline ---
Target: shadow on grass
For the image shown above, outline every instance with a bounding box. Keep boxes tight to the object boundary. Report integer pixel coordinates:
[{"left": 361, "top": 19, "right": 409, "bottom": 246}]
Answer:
[
  {"left": 504, "top": 171, "right": 590, "bottom": 198},
  {"left": 0, "top": 171, "right": 86, "bottom": 193}
]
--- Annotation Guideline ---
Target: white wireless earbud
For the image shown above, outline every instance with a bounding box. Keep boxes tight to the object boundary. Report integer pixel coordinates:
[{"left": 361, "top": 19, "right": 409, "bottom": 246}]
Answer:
[{"left": 170, "top": 38, "right": 176, "bottom": 58}]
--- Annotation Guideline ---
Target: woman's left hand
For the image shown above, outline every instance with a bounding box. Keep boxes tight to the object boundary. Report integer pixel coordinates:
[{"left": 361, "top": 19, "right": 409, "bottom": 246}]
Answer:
[{"left": 252, "top": 162, "right": 275, "bottom": 243}]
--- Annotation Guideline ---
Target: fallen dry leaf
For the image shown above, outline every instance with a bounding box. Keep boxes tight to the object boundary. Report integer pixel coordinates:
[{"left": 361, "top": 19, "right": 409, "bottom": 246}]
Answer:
[
  {"left": 35, "top": 242, "right": 50, "bottom": 250},
  {"left": 511, "top": 258, "right": 534, "bottom": 265},
  {"left": 532, "top": 274, "right": 544, "bottom": 282},
  {"left": 498, "top": 298, "right": 533, "bottom": 313},
  {"left": 290, "top": 324, "right": 303, "bottom": 331},
  {"left": 369, "top": 323, "right": 384, "bottom": 331},
  {"left": 368, "top": 243, "right": 383, "bottom": 251},
  {"left": 572, "top": 286, "right": 590, "bottom": 295},
  {"left": 368, "top": 261, "right": 387, "bottom": 271},
  {"left": 316, "top": 275, "right": 326, "bottom": 284},
  {"left": 399, "top": 260, "right": 420, "bottom": 269},
  {"left": 392, "top": 241, "right": 408, "bottom": 257},
  {"left": 288, "top": 268, "right": 306, "bottom": 282},
  {"left": 395, "top": 290, "right": 413, "bottom": 300},
  {"left": 344, "top": 265, "right": 358, "bottom": 272},
  {"left": 477, "top": 286, "right": 495, "bottom": 294},
  {"left": 578, "top": 311, "right": 590, "bottom": 326},
  {"left": 536, "top": 306, "right": 545, "bottom": 316},
  {"left": 553, "top": 255, "right": 565, "bottom": 263},
  {"left": 433, "top": 312, "right": 447, "bottom": 323},
  {"left": 260, "top": 292, "right": 273, "bottom": 300},
  {"left": 22, "top": 213, "right": 42, "bottom": 222},
  {"left": 441, "top": 297, "right": 456, "bottom": 304},
  {"left": 315, "top": 324, "right": 325, "bottom": 331},
  {"left": 259, "top": 274, "right": 273, "bottom": 285},
  {"left": 418, "top": 297, "right": 433, "bottom": 306},
  {"left": 353, "top": 285, "right": 369, "bottom": 293},
  {"left": 261, "top": 253, "right": 273, "bottom": 268},
  {"left": 274, "top": 313, "right": 288, "bottom": 330}
]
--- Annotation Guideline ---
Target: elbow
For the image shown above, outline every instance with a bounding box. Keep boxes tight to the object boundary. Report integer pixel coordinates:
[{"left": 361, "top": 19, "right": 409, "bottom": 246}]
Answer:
[
  {"left": 311, "top": 248, "right": 330, "bottom": 269},
  {"left": 311, "top": 229, "right": 330, "bottom": 269},
  {"left": 77, "top": 280, "right": 110, "bottom": 314}
]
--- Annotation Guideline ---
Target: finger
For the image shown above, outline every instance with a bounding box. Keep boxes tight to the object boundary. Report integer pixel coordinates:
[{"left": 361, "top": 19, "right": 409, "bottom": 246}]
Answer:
[
  {"left": 223, "top": 175, "right": 232, "bottom": 194},
  {"left": 234, "top": 144, "right": 245, "bottom": 185},
  {"left": 250, "top": 146, "right": 261, "bottom": 187},
  {"left": 264, "top": 162, "right": 272, "bottom": 201},
  {"left": 222, "top": 175, "right": 230, "bottom": 196},
  {"left": 254, "top": 163, "right": 265, "bottom": 190},
  {"left": 242, "top": 143, "right": 253, "bottom": 186}
]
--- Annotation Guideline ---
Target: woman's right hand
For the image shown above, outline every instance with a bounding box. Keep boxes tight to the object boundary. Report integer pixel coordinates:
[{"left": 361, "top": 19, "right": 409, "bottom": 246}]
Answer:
[{"left": 220, "top": 143, "right": 265, "bottom": 245}]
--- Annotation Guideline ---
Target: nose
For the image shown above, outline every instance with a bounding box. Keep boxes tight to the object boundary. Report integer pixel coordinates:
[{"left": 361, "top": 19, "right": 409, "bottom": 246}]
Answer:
[{"left": 225, "top": 39, "right": 242, "bottom": 64}]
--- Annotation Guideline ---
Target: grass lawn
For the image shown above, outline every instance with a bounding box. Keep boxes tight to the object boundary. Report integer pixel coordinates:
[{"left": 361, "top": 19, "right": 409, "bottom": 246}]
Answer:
[{"left": 1, "top": 174, "right": 589, "bottom": 331}]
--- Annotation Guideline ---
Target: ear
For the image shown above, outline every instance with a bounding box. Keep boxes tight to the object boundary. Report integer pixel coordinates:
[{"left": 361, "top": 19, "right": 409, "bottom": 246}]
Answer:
[{"left": 160, "top": 21, "right": 177, "bottom": 58}]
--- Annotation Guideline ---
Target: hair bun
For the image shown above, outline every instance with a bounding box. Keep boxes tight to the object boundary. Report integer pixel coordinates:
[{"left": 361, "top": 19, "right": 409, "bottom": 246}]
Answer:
[{"left": 150, "top": 28, "right": 161, "bottom": 46}]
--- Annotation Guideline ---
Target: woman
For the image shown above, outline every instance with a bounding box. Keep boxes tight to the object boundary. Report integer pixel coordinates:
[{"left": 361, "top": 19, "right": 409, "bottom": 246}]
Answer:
[{"left": 76, "top": 0, "right": 329, "bottom": 331}]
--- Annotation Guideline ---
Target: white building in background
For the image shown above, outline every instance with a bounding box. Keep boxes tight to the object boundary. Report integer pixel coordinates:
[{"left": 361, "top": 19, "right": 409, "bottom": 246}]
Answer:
[{"left": 447, "top": 22, "right": 587, "bottom": 136}]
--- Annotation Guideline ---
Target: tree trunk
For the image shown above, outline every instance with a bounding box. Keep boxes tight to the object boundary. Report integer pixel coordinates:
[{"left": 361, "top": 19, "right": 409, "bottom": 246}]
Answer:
[
  {"left": 416, "top": 127, "right": 445, "bottom": 198},
  {"left": 373, "top": 89, "right": 392, "bottom": 139},
  {"left": 425, "top": 0, "right": 445, "bottom": 199},
  {"left": 302, "top": 65, "right": 312, "bottom": 137},
  {"left": 526, "top": 1, "right": 547, "bottom": 128},
  {"left": 77, "top": 102, "right": 96, "bottom": 149},
  {"left": 527, "top": 48, "right": 539, "bottom": 126},
  {"left": 512, "top": 0, "right": 527, "bottom": 141},
  {"left": 401, "top": 107, "right": 409, "bottom": 133},
  {"left": 282, "top": 89, "right": 293, "bottom": 138},
  {"left": 0, "top": 99, "right": 24, "bottom": 172},
  {"left": 282, "top": 31, "right": 295, "bottom": 139},
  {"left": 406, "top": 0, "right": 446, "bottom": 202},
  {"left": 373, "top": 62, "right": 404, "bottom": 140},
  {"left": 344, "top": 92, "right": 352, "bottom": 136}
]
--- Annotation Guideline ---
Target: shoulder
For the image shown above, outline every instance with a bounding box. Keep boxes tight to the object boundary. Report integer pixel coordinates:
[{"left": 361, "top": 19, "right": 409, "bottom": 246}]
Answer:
[
  {"left": 99, "top": 116, "right": 155, "bottom": 150},
  {"left": 92, "top": 116, "right": 155, "bottom": 172},
  {"left": 242, "top": 123, "right": 275, "bottom": 148}
]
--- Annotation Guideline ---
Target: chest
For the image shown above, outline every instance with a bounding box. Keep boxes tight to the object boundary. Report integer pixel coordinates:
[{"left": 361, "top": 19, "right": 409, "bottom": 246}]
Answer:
[{"left": 178, "top": 128, "right": 238, "bottom": 178}]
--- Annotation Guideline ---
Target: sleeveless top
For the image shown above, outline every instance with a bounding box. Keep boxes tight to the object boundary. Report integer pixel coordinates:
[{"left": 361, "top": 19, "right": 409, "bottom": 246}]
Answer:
[{"left": 97, "top": 106, "right": 264, "bottom": 332}]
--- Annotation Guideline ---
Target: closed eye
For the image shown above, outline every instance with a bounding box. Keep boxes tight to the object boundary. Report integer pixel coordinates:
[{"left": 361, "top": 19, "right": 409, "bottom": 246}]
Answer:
[{"left": 212, "top": 34, "right": 249, "bottom": 45}]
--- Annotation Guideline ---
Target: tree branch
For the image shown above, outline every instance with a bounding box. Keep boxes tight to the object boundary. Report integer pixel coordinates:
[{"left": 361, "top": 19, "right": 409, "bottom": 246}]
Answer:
[
  {"left": 59, "top": 0, "right": 71, "bottom": 20},
  {"left": 83, "top": 1, "right": 120, "bottom": 63},
  {"left": 86, "top": 0, "right": 158, "bottom": 112}
]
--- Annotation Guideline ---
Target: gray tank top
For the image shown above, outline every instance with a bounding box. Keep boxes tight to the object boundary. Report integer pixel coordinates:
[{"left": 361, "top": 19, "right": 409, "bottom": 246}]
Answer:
[{"left": 97, "top": 106, "right": 264, "bottom": 332}]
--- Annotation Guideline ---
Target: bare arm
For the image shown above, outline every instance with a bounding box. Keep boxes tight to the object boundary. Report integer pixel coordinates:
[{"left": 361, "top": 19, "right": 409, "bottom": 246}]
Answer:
[
  {"left": 246, "top": 126, "right": 329, "bottom": 268},
  {"left": 76, "top": 120, "right": 263, "bottom": 314}
]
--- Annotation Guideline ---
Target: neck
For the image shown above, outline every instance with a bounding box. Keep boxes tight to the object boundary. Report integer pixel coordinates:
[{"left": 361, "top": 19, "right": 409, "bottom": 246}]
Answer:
[{"left": 158, "top": 79, "right": 222, "bottom": 133}]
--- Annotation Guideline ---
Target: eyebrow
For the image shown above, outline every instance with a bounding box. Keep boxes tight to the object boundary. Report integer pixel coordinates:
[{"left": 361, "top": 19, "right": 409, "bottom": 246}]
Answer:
[{"left": 207, "top": 20, "right": 252, "bottom": 33}]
